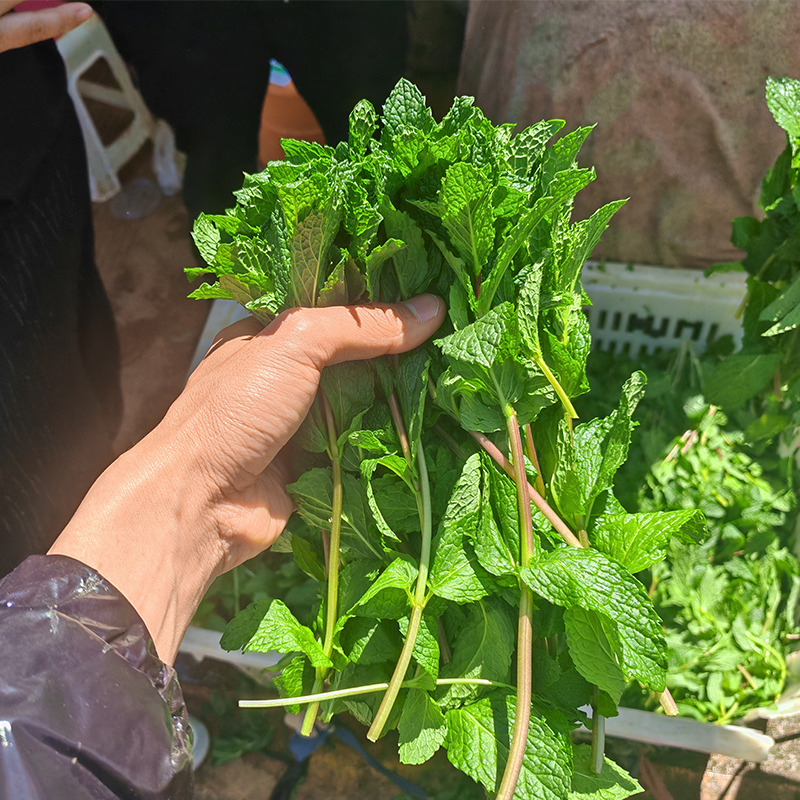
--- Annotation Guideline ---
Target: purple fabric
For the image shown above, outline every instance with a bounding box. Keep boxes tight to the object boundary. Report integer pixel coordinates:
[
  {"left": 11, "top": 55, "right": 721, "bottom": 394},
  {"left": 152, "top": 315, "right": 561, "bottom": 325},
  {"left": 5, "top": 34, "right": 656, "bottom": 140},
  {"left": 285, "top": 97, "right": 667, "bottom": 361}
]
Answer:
[{"left": 0, "top": 555, "right": 192, "bottom": 799}]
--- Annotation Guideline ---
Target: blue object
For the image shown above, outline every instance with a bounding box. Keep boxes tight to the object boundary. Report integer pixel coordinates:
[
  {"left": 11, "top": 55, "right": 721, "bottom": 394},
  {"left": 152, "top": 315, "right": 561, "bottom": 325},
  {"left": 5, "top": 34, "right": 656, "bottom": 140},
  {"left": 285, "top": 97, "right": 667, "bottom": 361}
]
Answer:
[{"left": 269, "top": 59, "right": 292, "bottom": 87}]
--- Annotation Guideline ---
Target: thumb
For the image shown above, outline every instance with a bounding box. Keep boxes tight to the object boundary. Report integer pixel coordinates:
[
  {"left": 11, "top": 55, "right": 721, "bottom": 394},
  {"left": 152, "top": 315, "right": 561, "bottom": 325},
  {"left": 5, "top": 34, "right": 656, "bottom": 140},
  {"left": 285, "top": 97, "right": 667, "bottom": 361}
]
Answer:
[{"left": 259, "top": 294, "right": 446, "bottom": 368}]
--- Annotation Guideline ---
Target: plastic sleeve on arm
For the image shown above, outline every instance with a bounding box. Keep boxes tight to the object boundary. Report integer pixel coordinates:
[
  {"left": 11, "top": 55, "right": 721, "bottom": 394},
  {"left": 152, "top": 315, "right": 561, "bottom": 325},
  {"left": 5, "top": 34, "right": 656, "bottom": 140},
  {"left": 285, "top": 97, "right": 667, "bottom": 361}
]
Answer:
[{"left": 0, "top": 555, "right": 193, "bottom": 799}]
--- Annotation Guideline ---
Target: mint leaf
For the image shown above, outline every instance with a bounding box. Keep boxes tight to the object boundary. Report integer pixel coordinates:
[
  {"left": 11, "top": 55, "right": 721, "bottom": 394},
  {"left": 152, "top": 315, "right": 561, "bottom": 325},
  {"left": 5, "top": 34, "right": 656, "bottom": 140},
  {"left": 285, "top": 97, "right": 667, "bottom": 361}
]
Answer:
[
  {"left": 759, "top": 271, "right": 800, "bottom": 336},
  {"left": 340, "top": 618, "right": 401, "bottom": 665},
  {"left": 704, "top": 353, "right": 782, "bottom": 408},
  {"left": 472, "top": 455, "right": 523, "bottom": 579},
  {"left": 445, "top": 691, "right": 572, "bottom": 800},
  {"left": 398, "top": 613, "right": 440, "bottom": 682},
  {"left": 365, "top": 238, "right": 406, "bottom": 301},
  {"left": 288, "top": 468, "right": 380, "bottom": 560},
  {"left": 274, "top": 655, "right": 315, "bottom": 715},
  {"left": 592, "top": 510, "right": 708, "bottom": 573},
  {"left": 398, "top": 689, "right": 447, "bottom": 765},
  {"left": 521, "top": 549, "right": 668, "bottom": 690},
  {"left": 438, "top": 599, "right": 515, "bottom": 708},
  {"left": 440, "top": 162, "right": 494, "bottom": 277},
  {"left": 766, "top": 77, "right": 800, "bottom": 145},
  {"left": 429, "top": 455, "right": 492, "bottom": 603},
  {"left": 383, "top": 206, "right": 432, "bottom": 299},
  {"left": 569, "top": 744, "right": 642, "bottom": 800},
  {"left": 382, "top": 78, "right": 435, "bottom": 139},
  {"left": 552, "top": 372, "right": 646, "bottom": 518},
  {"left": 289, "top": 208, "right": 340, "bottom": 307},
  {"left": 564, "top": 607, "right": 626, "bottom": 704},
  {"left": 349, "top": 99, "right": 378, "bottom": 156},
  {"left": 222, "top": 599, "right": 331, "bottom": 668},
  {"left": 351, "top": 557, "right": 416, "bottom": 619}
]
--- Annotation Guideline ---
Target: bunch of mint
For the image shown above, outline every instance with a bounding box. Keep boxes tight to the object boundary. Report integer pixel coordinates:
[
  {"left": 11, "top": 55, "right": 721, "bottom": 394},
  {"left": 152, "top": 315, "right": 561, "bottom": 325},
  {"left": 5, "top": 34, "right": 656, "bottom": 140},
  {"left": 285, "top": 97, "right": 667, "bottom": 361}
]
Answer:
[{"left": 187, "top": 80, "right": 706, "bottom": 800}]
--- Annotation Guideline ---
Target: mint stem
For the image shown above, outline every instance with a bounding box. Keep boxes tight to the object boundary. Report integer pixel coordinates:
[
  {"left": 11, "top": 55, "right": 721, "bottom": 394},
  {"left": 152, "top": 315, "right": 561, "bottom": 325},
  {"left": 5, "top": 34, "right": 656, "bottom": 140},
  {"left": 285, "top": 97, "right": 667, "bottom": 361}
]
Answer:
[
  {"left": 524, "top": 423, "right": 546, "bottom": 497},
  {"left": 468, "top": 430, "right": 584, "bottom": 549},
  {"left": 533, "top": 353, "right": 578, "bottom": 419},
  {"left": 657, "top": 687, "right": 679, "bottom": 716},
  {"left": 301, "top": 394, "right": 343, "bottom": 736},
  {"left": 367, "top": 438, "right": 432, "bottom": 741},
  {"left": 240, "top": 677, "right": 515, "bottom": 709},
  {"left": 496, "top": 407, "right": 535, "bottom": 800}
]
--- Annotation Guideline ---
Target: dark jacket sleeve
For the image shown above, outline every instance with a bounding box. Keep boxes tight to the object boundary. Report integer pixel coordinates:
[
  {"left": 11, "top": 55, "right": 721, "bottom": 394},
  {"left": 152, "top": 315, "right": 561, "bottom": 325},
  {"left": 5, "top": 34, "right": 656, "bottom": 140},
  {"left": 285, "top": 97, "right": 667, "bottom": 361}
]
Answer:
[{"left": 0, "top": 555, "right": 193, "bottom": 799}]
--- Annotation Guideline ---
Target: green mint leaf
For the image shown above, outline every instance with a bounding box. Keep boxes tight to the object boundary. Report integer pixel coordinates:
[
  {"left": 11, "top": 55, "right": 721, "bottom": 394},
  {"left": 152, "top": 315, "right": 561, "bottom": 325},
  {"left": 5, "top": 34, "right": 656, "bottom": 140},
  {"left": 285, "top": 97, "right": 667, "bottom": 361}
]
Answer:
[
  {"left": 382, "top": 78, "right": 435, "bottom": 139},
  {"left": 445, "top": 691, "right": 572, "bottom": 800},
  {"left": 521, "top": 548, "right": 667, "bottom": 690},
  {"left": 399, "top": 613, "right": 440, "bottom": 682},
  {"left": 399, "top": 689, "right": 447, "bottom": 765},
  {"left": 277, "top": 173, "right": 328, "bottom": 235},
  {"left": 351, "top": 557, "right": 416, "bottom": 619},
  {"left": 564, "top": 607, "right": 626, "bottom": 704},
  {"left": 317, "top": 251, "right": 348, "bottom": 307},
  {"left": 223, "top": 599, "right": 332, "bottom": 668},
  {"left": 382, "top": 206, "right": 432, "bottom": 299},
  {"left": 288, "top": 468, "right": 381, "bottom": 560},
  {"left": 471, "top": 454, "right": 522, "bottom": 578},
  {"left": 365, "top": 238, "right": 406, "bottom": 301},
  {"left": 340, "top": 618, "right": 401, "bottom": 665},
  {"left": 592, "top": 510, "right": 708, "bottom": 573},
  {"left": 759, "top": 271, "right": 800, "bottom": 336},
  {"left": 440, "top": 162, "right": 494, "bottom": 277},
  {"left": 429, "top": 455, "right": 493, "bottom": 603},
  {"left": 704, "top": 353, "right": 782, "bottom": 408},
  {"left": 557, "top": 200, "right": 627, "bottom": 297},
  {"left": 766, "top": 77, "right": 800, "bottom": 145},
  {"left": 569, "top": 744, "right": 642, "bottom": 800},
  {"left": 551, "top": 372, "right": 646, "bottom": 518},
  {"left": 395, "top": 349, "right": 431, "bottom": 460},
  {"left": 274, "top": 655, "right": 315, "bottom": 715},
  {"left": 289, "top": 208, "right": 340, "bottom": 307},
  {"left": 438, "top": 598, "right": 515, "bottom": 709},
  {"left": 192, "top": 214, "right": 221, "bottom": 265},
  {"left": 437, "top": 302, "right": 517, "bottom": 371},
  {"left": 188, "top": 282, "right": 233, "bottom": 301},
  {"left": 321, "top": 362, "right": 375, "bottom": 438},
  {"left": 348, "top": 99, "right": 378, "bottom": 155},
  {"left": 349, "top": 429, "right": 388, "bottom": 453},
  {"left": 508, "top": 119, "right": 566, "bottom": 179},
  {"left": 292, "top": 533, "right": 326, "bottom": 582},
  {"left": 364, "top": 469, "right": 418, "bottom": 542},
  {"left": 427, "top": 229, "right": 478, "bottom": 310}
]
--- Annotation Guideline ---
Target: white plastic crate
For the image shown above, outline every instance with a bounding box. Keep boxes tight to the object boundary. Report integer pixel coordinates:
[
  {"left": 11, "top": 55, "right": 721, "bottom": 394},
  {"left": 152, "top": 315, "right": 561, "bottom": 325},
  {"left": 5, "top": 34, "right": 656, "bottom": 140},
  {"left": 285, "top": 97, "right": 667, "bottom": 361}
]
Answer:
[{"left": 582, "top": 261, "right": 747, "bottom": 357}]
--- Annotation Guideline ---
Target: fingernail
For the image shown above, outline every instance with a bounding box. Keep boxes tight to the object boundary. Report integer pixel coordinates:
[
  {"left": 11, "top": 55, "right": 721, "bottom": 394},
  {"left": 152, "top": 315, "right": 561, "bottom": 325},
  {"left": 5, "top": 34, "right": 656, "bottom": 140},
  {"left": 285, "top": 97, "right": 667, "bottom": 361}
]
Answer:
[
  {"left": 75, "top": 5, "right": 92, "bottom": 20},
  {"left": 404, "top": 294, "right": 441, "bottom": 324}
]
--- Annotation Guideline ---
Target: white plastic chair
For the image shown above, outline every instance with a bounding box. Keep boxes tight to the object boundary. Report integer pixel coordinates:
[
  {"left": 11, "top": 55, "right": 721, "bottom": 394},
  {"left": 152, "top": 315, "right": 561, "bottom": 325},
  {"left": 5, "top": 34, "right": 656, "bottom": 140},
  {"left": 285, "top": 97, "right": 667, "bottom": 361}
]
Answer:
[{"left": 56, "top": 13, "right": 157, "bottom": 202}]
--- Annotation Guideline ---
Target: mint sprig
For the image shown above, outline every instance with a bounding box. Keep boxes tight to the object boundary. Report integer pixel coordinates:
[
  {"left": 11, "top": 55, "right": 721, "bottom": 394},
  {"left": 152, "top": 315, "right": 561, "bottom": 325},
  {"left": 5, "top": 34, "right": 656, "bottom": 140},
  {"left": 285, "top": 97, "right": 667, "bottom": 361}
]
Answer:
[{"left": 188, "top": 79, "right": 703, "bottom": 800}]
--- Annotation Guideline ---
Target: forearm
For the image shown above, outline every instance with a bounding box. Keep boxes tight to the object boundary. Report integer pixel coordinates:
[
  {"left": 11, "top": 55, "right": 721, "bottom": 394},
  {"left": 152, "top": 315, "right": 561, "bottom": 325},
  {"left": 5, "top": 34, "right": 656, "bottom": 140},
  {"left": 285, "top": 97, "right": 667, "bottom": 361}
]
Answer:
[{"left": 49, "top": 418, "right": 222, "bottom": 664}]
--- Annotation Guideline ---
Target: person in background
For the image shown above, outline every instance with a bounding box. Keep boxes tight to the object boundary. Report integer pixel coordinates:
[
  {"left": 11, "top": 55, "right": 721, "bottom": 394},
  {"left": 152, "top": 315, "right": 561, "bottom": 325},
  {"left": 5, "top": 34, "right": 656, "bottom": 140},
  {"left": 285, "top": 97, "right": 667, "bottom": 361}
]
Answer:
[
  {"left": 0, "top": 295, "right": 445, "bottom": 799},
  {"left": 100, "top": 1, "right": 411, "bottom": 219},
  {"left": 0, "top": 0, "right": 122, "bottom": 577}
]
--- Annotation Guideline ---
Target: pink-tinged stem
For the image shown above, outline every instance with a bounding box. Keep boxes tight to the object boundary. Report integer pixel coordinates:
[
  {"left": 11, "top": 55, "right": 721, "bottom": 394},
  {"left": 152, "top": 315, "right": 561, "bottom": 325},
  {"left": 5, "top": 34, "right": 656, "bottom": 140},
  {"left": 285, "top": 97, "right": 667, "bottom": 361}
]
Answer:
[{"left": 468, "top": 430, "right": 584, "bottom": 549}]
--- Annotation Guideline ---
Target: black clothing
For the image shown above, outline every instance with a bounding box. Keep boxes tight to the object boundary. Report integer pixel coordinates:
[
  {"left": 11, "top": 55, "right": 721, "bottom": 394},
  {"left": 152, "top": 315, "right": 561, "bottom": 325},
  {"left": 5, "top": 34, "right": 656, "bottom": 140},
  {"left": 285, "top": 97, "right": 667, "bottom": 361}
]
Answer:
[{"left": 0, "top": 42, "right": 121, "bottom": 576}]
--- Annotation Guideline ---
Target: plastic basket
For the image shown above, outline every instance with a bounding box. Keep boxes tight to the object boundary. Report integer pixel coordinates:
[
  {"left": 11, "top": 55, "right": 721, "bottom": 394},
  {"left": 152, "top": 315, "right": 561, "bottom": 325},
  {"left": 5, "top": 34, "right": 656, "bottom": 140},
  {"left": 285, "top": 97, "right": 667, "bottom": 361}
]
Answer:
[{"left": 582, "top": 261, "right": 746, "bottom": 357}]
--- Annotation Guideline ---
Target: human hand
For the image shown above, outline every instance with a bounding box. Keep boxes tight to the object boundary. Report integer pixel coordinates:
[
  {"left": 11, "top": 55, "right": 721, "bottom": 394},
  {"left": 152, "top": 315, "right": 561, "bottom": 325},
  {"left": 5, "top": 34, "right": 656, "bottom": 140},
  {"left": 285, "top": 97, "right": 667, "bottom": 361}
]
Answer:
[
  {"left": 0, "top": 0, "right": 91, "bottom": 54},
  {"left": 50, "top": 297, "right": 444, "bottom": 662}
]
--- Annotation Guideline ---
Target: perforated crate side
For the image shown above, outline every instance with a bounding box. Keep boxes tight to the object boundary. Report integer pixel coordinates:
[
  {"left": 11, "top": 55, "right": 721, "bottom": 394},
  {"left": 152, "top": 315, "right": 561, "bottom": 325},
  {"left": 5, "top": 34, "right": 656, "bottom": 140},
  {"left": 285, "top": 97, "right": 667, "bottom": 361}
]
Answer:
[{"left": 582, "top": 262, "right": 747, "bottom": 358}]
